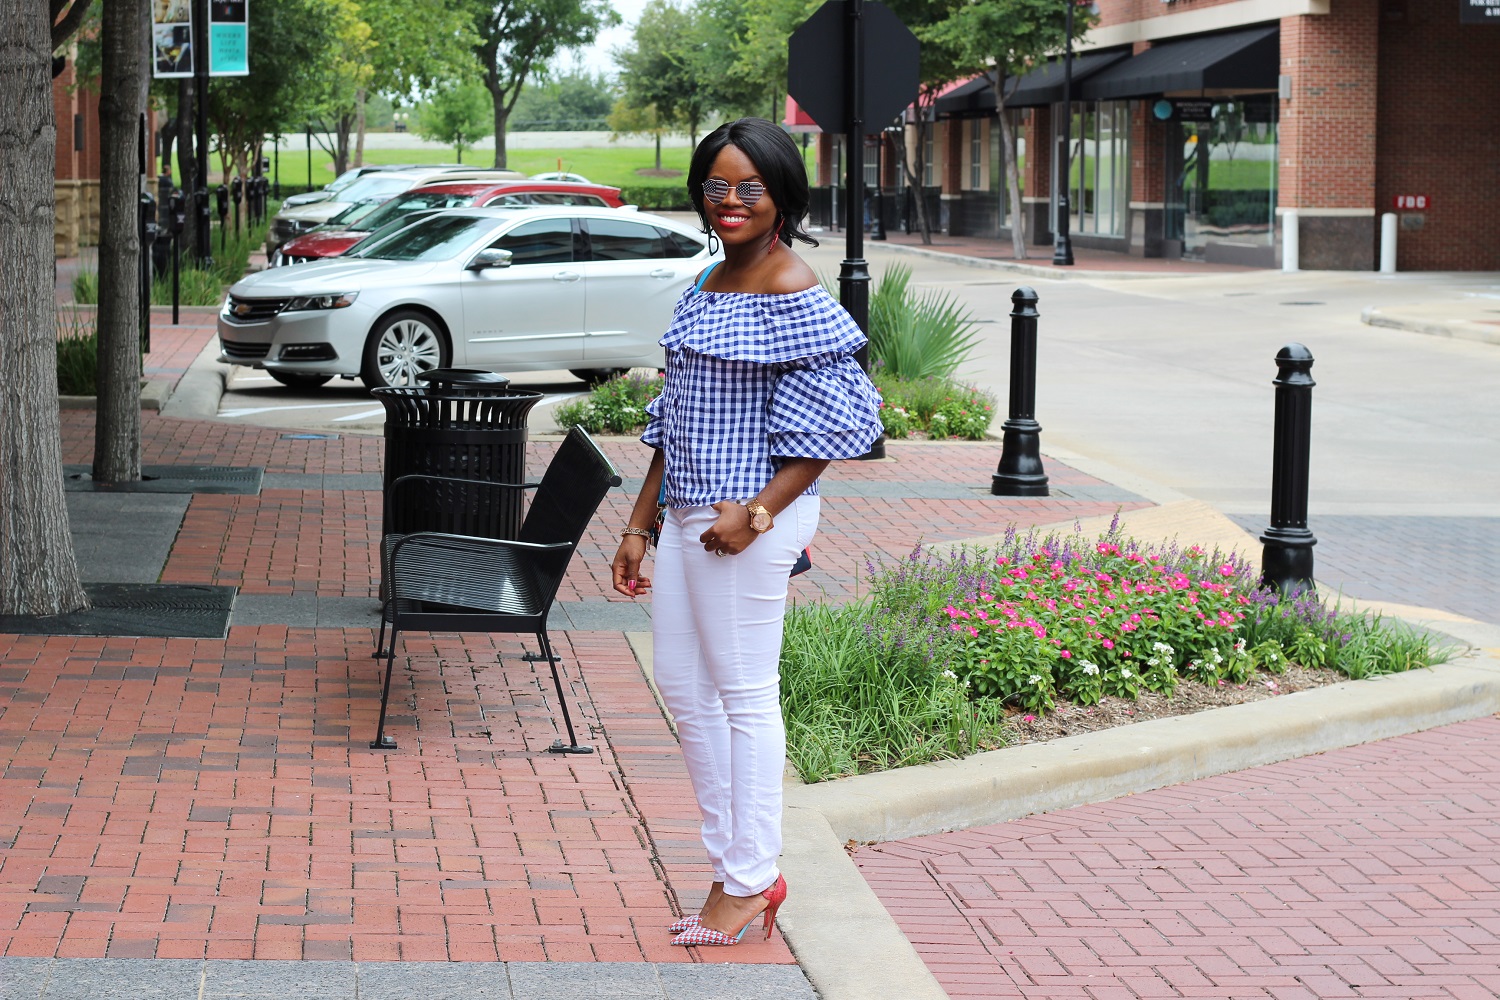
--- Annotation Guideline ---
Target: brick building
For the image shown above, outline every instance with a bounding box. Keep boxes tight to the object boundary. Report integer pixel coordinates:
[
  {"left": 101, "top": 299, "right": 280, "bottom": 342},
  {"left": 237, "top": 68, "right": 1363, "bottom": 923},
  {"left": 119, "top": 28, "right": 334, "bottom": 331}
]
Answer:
[
  {"left": 53, "top": 58, "right": 102, "bottom": 259},
  {"left": 813, "top": 0, "right": 1499, "bottom": 271}
]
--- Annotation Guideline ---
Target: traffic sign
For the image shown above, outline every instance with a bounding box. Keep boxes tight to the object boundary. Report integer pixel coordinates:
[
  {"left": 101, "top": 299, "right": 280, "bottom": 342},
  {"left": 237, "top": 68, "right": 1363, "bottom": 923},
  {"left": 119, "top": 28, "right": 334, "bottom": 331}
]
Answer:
[{"left": 787, "top": 0, "right": 919, "bottom": 133}]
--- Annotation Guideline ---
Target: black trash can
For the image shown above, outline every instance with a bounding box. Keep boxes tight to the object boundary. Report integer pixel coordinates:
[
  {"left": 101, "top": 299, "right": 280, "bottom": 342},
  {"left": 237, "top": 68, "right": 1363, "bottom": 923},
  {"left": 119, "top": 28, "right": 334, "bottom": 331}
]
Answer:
[{"left": 372, "top": 369, "right": 543, "bottom": 540}]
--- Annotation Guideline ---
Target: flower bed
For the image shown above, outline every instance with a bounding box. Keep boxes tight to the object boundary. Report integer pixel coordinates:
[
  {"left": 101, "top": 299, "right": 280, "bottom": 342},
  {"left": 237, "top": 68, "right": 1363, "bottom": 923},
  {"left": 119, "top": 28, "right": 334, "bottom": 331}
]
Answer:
[{"left": 780, "top": 520, "right": 1454, "bottom": 783}]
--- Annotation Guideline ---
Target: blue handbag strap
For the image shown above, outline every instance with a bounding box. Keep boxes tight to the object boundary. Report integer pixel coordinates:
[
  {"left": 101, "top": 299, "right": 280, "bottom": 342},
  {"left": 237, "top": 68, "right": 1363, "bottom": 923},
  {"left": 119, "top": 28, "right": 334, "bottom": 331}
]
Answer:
[{"left": 693, "top": 261, "right": 721, "bottom": 293}]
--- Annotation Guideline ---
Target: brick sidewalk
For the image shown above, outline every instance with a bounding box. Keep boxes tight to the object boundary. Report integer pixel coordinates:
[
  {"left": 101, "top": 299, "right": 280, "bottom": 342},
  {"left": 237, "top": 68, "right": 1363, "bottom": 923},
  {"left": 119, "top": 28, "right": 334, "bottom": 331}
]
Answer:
[
  {"left": 3, "top": 407, "right": 1137, "bottom": 965},
  {"left": 860, "top": 715, "right": 1500, "bottom": 999}
]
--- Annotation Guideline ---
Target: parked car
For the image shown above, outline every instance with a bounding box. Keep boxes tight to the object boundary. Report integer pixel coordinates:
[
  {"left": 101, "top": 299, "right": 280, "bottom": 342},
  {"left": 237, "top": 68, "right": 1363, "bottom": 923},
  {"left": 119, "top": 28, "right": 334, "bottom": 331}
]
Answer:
[
  {"left": 530, "top": 171, "right": 591, "bottom": 184},
  {"left": 266, "top": 167, "right": 524, "bottom": 260},
  {"left": 280, "top": 164, "right": 426, "bottom": 208},
  {"left": 271, "top": 179, "right": 625, "bottom": 266},
  {"left": 220, "top": 206, "right": 712, "bottom": 390}
]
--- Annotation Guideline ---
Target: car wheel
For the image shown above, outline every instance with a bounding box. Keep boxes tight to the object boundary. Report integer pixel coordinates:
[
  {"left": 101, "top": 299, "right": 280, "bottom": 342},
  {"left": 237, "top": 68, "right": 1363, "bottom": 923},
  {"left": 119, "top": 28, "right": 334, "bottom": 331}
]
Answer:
[
  {"left": 267, "top": 370, "right": 333, "bottom": 390},
  {"left": 362, "top": 310, "right": 450, "bottom": 389},
  {"left": 569, "top": 368, "right": 628, "bottom": 385}
]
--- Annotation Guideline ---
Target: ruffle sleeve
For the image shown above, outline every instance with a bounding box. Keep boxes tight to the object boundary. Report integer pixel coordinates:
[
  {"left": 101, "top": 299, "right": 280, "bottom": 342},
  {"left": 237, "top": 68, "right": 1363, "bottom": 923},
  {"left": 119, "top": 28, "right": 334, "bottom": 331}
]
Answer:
[
  {"left": 640, "top": 377, "right": 669, "bottom": 448},
  {"left": 660, "top": 286, "right": 866, "bottom": 363},
  {"left": 766, "top": 353, "right": 883, "bottom": 460}
]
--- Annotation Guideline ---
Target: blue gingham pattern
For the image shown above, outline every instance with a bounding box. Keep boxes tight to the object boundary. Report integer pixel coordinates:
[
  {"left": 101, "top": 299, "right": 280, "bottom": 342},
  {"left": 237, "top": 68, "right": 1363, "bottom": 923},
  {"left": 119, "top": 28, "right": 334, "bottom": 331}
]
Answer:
[{"left": 642, "top": 285, "right": 883, "bottom": 509}]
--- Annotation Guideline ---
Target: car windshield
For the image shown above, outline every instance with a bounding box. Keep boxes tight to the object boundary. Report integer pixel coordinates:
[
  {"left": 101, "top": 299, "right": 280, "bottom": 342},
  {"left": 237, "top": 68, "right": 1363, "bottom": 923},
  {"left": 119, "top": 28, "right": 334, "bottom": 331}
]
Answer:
[
  {"left": 332, "top": 174, "right": 411, "bottom": 206},
  {"left": 350, "top": 191, "right": 480, "bottom": 232},
  {"left": 326, "top": 168, "right": 366, "bottom": 192},
  {"left": 352, "top": 214, "right": 494, "bottom": 261}
]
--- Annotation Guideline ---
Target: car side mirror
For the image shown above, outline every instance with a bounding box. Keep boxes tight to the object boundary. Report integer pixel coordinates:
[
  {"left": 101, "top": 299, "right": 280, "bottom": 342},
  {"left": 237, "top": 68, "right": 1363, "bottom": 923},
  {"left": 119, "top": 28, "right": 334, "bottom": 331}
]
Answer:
[{"left": 467, "top": 247, "right": 513, "bottom": 271}]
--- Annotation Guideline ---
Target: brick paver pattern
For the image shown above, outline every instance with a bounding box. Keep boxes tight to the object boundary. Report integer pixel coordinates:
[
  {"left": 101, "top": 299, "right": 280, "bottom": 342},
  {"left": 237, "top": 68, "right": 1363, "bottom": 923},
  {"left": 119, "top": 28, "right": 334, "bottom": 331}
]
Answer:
[{"left": 860, "top": 715, "right": 1500, "bottom": 999}]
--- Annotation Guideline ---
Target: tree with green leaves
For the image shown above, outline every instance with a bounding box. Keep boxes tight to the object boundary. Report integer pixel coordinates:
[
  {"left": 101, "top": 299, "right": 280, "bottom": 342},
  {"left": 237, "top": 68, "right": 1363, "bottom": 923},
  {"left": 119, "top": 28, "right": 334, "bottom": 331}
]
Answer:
[
  {"left": 614, "top": 0, "right": 710, "bottom": 145},
  {"left": 511, "top": 69, "right": 613, "bottom": 131},
  {"left": 928, "top": 0, "right": 1094, "bottom": 258},
  {"left": 0, "top": 0, "right": 94, "bottom": 614},
  {"left": 607, "top": 99, "right": 671, "bottom": 171},
  {"left": 462, "top": 0, "right": 619, "bottom": 168},
  {"left": 416, "top": 81, "right": 494, "bottom": 162}
]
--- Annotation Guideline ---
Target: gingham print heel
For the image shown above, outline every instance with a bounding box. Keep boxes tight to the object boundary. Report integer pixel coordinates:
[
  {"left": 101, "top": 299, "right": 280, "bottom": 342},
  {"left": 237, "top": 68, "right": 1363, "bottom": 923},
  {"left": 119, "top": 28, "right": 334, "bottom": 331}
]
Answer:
[
  {"left": 671, "top": 874, "right": 787, "bottom": 947},
  {"left": 667, "top": 914, "right": 701, "bottom": 933}
]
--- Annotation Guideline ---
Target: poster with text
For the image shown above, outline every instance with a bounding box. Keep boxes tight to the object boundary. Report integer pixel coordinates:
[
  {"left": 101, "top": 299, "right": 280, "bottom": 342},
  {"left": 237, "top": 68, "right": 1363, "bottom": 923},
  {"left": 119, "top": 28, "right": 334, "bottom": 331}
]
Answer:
[{"left": 210, "top": 0, "right": 250, "bottom": 76}]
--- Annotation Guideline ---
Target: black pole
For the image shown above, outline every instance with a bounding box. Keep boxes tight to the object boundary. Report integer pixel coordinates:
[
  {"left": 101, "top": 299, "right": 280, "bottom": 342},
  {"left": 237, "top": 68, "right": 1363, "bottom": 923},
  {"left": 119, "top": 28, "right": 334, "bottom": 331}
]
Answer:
[
  {"left": 1260, "top": 344, "right": 1317, "bottom": 594},
  {"left": 192, "top": 0, "right": 212, "bottom": 268},
  {"left": 138, "top": 114, "right": 154, "bottom": 355},
  {"left": 171, "top": 231, "right": 181, "bottom": 325},
  {"left": 305, "top": 124, "right": 312, "bottom": 192},
  {"left": 1052, "top": 0, "right": 1076, "bottom": 267},
  {"left": 840, "top": 0, "right": 884, "bottom": 460},
  {"left": 990, "top": 287, "right": 1049, "bottom": 496},
  {"left": 273, "top": 136, "right": 280, "bottom": 199},
  {"left": 872, "top": 131, "right": 887, "bottom": 240}
]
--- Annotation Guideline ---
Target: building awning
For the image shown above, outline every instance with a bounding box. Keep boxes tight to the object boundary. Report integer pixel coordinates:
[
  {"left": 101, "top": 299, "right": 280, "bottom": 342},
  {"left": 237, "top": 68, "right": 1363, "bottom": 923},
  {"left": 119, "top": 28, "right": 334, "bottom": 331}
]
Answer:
[
  {"left": 1080, "top": 26, "right": 1279, "bottom": 100},
  {"left": 783, "top": 96, "right": 820, "bottom": 133},
  {"left": 933, "top": 49, "right": 1130, "bottom": 118}
]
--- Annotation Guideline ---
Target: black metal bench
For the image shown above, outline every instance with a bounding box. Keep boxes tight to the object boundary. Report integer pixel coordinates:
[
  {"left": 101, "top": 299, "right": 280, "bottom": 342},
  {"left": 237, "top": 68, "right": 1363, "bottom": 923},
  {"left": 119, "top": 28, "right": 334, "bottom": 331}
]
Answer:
[{"left": 371, "top": 426, "right": 622, "bottom": 751}]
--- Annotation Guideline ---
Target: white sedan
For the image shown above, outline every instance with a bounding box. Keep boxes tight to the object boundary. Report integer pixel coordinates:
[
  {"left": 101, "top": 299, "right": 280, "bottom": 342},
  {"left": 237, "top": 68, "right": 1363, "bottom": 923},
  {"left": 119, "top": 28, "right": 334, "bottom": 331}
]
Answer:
[{"left": 219, "top": 206, "right": 712, "bottom": 389}]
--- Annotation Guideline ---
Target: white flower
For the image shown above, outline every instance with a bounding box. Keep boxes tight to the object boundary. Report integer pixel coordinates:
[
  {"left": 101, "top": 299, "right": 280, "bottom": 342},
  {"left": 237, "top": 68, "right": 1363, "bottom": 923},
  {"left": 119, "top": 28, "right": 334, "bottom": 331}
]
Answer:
[
  {"left": 1120, "top": 668, "right": 1132, "bottom": 679},
  {"left": 941, "top": 669, "right": 958, "bottom": 681},
  {"left": 1234, "top": 639, "right": 1247, "bottom": 653},
  {"left": 1153, "top": 642, "right": 1174, "bottom": 655},
  {"left": 1029, "top": 674, "right": 1043, "bottom": 685},
  {"left": 1081, "top": 661, "right": 1100, "bottom": 676}
]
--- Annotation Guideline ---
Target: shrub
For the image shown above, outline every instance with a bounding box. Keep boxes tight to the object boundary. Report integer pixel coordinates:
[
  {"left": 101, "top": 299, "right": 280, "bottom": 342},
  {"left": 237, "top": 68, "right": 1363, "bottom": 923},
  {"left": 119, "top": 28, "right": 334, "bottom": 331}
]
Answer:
[
  {"left": 618, "top": 184, "right": 693, "bottom": 211},
  {"left": 867, "top": 263, "right": 980, "bottom": 380},
  {"left": 55, "top": 308, "right": 98, "bottom": 396},
  {"left": 72, "top": 268, "right": 99, "bottom": 305},
  {"left": 552, "top": 369, "right": 665, "bottom": 433},
  {"left": 872, "top": 370, "right": 995, "bottom": 440},
  {"left": 780, "top": 521, "right": 1456, "bottom": 779}
]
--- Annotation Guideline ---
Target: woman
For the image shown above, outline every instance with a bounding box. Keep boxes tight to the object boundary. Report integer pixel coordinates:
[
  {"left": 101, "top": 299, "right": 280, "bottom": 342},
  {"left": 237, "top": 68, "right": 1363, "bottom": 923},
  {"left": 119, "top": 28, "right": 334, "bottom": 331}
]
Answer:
[{"left": 611, "top": 118, "right": 882, "bottom": 947}]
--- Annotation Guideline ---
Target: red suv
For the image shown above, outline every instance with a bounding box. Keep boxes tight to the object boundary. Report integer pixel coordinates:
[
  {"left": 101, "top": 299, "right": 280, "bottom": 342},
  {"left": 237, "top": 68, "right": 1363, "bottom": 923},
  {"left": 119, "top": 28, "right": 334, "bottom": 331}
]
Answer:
[{"left": 272, "top": 180, "right": 626, "bottom": 266}]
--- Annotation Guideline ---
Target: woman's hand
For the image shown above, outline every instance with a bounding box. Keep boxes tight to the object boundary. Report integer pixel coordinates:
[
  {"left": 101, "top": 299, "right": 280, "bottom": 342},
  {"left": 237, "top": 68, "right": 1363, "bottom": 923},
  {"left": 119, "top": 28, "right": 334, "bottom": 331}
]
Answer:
[
  {"left": 612, "top": 535, "right": 653, "bottom": 597},
  {"left": 699, "top": 502, "right": 758, "bottom": 556}
]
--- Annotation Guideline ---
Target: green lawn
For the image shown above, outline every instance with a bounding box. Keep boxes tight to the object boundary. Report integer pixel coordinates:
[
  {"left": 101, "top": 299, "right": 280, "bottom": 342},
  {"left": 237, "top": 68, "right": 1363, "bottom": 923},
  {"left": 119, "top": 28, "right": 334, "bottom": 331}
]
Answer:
[{"left": 261, "top": 139, "right": 819, "bottom": 195}]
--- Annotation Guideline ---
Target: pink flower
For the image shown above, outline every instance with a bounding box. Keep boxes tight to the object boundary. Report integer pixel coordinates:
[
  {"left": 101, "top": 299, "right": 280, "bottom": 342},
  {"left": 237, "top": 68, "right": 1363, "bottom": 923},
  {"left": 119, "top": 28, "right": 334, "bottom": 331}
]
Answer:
[
  {"left": 1059, "top": 650, "right": 1072, "bottom": 659},
  {"left": 1023, "top": 714, "right": 1037, "bottom": 722},
  {"left": 1102, "top": 639, "right": 1115, "bottom": 650}
]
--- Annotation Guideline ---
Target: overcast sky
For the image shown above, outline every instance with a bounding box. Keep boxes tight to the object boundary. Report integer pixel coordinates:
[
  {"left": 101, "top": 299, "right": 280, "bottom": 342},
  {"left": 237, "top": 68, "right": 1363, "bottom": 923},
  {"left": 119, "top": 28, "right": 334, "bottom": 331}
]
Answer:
[{"left": 564, "top": 0, "right": 650, "bottom": 79}]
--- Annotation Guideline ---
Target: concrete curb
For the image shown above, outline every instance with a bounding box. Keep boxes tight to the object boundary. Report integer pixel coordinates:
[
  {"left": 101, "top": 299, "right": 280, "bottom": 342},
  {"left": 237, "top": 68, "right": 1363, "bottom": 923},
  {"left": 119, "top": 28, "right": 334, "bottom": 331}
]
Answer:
[
  {"left": 1361, "top": 306, "right": 1500, "bottom": 346},
  {"left": 159, "top": 336, "right": 229, "bottom": 420},
  {"left": 870, "top": 241, "right": 1198, "bottom": 281},
  {"left": 58, "top": 379, "right": 172, "bottom": 412}
]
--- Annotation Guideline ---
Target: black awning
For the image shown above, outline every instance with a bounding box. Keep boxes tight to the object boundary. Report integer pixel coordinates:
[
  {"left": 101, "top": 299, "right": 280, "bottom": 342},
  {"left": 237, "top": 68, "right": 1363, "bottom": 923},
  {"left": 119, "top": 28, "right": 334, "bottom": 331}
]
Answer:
[
  {"left": 1000, "top": 49, "right": 1131, "bottom": 107},
  {"left": 933, "top": 49, "right": 1130, "bottom": 118},
  {"left": 1080, "top": 26, "right": 1279, "bottom": 100}
]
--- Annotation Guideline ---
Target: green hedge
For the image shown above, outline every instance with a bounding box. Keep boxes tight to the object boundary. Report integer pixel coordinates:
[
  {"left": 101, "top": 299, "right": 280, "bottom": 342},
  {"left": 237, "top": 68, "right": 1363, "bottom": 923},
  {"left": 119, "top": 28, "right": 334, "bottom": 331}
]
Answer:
[{"left": 619, "top": 184, "right": 693, "bottom": 211}]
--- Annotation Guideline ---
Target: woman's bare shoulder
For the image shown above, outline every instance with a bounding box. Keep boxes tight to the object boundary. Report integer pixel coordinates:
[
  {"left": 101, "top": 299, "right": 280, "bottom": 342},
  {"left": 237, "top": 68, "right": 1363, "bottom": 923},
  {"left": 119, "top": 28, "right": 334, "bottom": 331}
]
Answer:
[{"left": 764, "top": 255, "right": 819, "bottom": 294}]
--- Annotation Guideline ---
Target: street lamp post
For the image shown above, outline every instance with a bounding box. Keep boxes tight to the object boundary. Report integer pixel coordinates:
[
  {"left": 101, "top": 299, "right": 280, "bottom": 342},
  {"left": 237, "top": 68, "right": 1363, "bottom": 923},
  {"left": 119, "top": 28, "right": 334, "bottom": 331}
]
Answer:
[
  {"left": 305, "top": 124, "right": 313, "bottom": 192},
  {"left": 1052, "top": 0, "right": 1076, "bottom": 267}
]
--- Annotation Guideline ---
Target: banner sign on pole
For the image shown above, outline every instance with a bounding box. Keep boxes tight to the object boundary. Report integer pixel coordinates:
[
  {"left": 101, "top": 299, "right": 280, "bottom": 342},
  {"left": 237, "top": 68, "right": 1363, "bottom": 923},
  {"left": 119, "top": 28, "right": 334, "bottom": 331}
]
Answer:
[
  {"left": 1460, "top": 0, "right": 1499, "bottom": 24},
  {"left": 209, "top": 0, "right": 250, "bottom": 76},
  {"left": 152, "top": 0, "right": 194, "bottom": 78}
]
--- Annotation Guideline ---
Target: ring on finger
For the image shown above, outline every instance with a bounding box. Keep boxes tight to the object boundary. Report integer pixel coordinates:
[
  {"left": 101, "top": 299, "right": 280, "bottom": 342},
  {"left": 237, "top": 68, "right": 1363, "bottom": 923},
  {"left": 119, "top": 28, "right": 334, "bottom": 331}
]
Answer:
[{"left": 715, "top": 549, "right": 727, "bottom": 558}]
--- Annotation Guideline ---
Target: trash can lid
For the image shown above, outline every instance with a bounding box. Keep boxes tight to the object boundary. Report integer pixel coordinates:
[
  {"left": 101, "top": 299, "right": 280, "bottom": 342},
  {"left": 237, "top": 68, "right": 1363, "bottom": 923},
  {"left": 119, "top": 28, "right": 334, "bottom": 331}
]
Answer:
[{"left": 417, "top": 368, "right": 511, "bottom": 390}]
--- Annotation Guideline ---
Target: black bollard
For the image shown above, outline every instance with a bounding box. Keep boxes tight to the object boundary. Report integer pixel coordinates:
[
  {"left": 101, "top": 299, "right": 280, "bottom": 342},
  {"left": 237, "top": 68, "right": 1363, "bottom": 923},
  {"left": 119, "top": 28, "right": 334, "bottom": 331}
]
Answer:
[
  {"left": 990, "top": 287, "right": 1049, "bottom": 496},
  {"left": 1259, "top": 343, "right": 1317, "bottom": 594}
]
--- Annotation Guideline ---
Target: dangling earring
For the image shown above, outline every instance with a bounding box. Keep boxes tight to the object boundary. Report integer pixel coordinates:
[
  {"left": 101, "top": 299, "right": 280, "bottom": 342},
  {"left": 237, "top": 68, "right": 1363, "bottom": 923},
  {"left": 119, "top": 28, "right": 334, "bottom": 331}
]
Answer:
[
  {"left": 766, "top": 215, "right": 784, "bottom": 254},
  {"left": 708, "top": 231, "right": 720, "bottom": 255}
]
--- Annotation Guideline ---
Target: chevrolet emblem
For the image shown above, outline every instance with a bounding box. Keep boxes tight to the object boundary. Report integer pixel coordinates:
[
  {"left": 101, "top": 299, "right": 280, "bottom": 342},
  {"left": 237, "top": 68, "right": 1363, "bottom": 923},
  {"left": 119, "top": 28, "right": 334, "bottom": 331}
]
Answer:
[{"left": 234, "top": 302, "right": 253, "bottom": 317}]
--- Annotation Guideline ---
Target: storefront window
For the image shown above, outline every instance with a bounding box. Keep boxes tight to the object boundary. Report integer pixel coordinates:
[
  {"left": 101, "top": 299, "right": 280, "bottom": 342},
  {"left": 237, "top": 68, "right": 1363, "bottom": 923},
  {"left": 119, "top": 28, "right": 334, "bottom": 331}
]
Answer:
[
  {"left": 970, "top": 120, "right": 983, "bottom": 189},
  {"left": 1059, "top": 99, "right": 1129, "bottom": 237},
  {"left": 1165, "top": 97, "right": 1278, "bottom": 257}
]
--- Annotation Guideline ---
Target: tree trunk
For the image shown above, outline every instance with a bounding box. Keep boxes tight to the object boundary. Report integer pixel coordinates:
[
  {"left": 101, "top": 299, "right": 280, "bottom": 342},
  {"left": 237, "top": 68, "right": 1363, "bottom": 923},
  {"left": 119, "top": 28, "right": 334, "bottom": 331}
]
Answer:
[
  {"left": 896, "top": 120, "right": 933, "bottom": 245},
  {"left": 492, "top": 97, "right": 509, "bottom": 169},
  {"left": 333, "top": 113, "right": 352, "bottom": 177},
  {"left": 354, "top": 88, "right": 366, "bottom": 168},
  {"left": 93, "top": 0, "right": 146, "bottom": 485},
  {"left": 654, "top": 133, "right": 661, "bottom": 171},
  {"left": 176, "top": 77, "right": 195, "bottom": 190},
  {"left": 159, "top": 116, "right": 176, "bottom": 178},
  {"left": 0, "top": 0, "right": 89, "bottom": 614},
  {"left": 996, "top": 94, "right": 1027, "bottom": 260}
]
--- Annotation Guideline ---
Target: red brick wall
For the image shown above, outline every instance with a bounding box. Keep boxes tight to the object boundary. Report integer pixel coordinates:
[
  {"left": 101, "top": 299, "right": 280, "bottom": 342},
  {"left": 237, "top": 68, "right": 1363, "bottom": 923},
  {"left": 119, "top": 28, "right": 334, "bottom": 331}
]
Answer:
[
  {"left": 1130, "top": 100, "right": 1164, "bottom": 203},
  {"left": 1278, "top": 1, "right": 1378, "bottom": 211},
  {"left": 1025, "top": 106, "right": 1052, "bottom": 199},
  {"left": 1095, "top": 0, "right": 1249, "bottom": 30},
  {"left": 1376, "top": 4, "right": 1500, "bottom": 271}
]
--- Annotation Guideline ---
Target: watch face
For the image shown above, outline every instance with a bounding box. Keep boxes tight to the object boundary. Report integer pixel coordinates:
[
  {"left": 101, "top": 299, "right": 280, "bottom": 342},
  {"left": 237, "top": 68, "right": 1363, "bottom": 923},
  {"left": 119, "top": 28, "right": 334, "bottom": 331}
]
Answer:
[{"left": 750, "top": 509, "right": 773, "bottom": 532}]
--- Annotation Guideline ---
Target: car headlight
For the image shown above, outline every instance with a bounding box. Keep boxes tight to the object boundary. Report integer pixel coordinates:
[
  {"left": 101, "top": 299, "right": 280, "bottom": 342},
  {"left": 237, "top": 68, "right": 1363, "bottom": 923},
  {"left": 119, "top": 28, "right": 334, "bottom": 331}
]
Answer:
[{"left": 283, "top": 292, "right": 358, "bottom": 311}]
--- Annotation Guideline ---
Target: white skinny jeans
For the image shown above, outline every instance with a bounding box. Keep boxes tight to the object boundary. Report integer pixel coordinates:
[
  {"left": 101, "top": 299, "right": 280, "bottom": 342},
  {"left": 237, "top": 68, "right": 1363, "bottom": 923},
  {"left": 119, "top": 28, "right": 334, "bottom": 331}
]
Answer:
[{"left": 651, "top": 494, "right": 819, "bottom": 898}]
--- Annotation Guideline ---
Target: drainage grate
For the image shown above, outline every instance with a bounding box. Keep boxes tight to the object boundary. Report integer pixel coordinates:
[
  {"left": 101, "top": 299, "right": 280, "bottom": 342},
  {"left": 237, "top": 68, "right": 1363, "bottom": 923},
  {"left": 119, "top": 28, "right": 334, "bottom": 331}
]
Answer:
[
  {"left": 0, "top": 584, "right": 236, "bottom": 638},
  {"left": 63, "top": 465, "right": 263, "bottom": 495}
]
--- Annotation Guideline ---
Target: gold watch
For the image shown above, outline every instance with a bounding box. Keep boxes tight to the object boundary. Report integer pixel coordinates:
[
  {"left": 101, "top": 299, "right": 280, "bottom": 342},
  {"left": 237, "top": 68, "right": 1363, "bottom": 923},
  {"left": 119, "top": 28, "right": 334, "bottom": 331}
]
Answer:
[{"left": 745, "top": 499, "right": 774, "bottom": 534}]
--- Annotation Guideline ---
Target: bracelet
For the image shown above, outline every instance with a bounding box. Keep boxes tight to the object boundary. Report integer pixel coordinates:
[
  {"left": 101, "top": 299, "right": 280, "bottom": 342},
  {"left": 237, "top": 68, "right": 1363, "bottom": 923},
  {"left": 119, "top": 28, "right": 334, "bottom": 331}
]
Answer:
[{"left": 621, "top": 527, "right": 652, "bottom": 539}]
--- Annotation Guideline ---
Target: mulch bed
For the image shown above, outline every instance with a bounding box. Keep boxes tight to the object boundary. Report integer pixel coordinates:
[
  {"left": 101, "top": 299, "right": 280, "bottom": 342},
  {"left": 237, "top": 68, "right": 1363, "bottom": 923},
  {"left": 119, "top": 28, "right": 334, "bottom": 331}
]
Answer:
[{"left": 1002, "top": 664, "right": 1350, "bottom": 746}]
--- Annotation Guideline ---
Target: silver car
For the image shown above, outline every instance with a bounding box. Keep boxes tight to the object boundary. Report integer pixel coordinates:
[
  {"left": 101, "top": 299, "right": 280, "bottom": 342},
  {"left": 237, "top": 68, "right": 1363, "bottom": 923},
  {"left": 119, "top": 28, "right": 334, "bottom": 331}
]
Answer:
[{"left": 219, "top": 207, "right": 713, "bottom": 389}]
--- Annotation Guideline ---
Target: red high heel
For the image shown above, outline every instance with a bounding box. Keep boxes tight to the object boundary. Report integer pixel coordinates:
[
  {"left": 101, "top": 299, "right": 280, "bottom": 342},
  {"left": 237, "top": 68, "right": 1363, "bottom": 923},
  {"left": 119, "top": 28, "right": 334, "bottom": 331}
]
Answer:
[{"left": 671, "top": 874, "right": 787, "bottom": 946}]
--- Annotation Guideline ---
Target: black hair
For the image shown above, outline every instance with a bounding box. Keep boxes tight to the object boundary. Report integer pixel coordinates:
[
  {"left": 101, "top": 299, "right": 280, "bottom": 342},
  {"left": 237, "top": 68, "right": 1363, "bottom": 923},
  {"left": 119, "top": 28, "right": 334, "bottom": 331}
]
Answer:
[{"left": 687, "top": 117, "right": 818, "bottom": 249}]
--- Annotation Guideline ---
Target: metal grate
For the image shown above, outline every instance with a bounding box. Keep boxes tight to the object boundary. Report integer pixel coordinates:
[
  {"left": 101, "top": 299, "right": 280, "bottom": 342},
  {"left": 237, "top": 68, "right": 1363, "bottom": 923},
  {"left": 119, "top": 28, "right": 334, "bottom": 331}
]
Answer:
[
  {"left": 0, "top": 584, "right": 236, "bottom": 639},
  {"left": 224, "top": 296, "right": 288, "bottom": 323},
  {"left": 64, "top": 465, "right": 264, "bottom": 496},
  {"left": 220, "top": 338, "right": 271, "bottom": 360}
]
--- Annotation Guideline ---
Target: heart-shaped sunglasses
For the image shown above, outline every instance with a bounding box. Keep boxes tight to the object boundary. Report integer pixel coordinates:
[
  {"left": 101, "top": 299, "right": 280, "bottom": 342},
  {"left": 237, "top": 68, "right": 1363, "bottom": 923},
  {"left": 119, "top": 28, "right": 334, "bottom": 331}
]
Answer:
[{"left": 701, "top": 178, "right": 767, "bottom": 207}]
